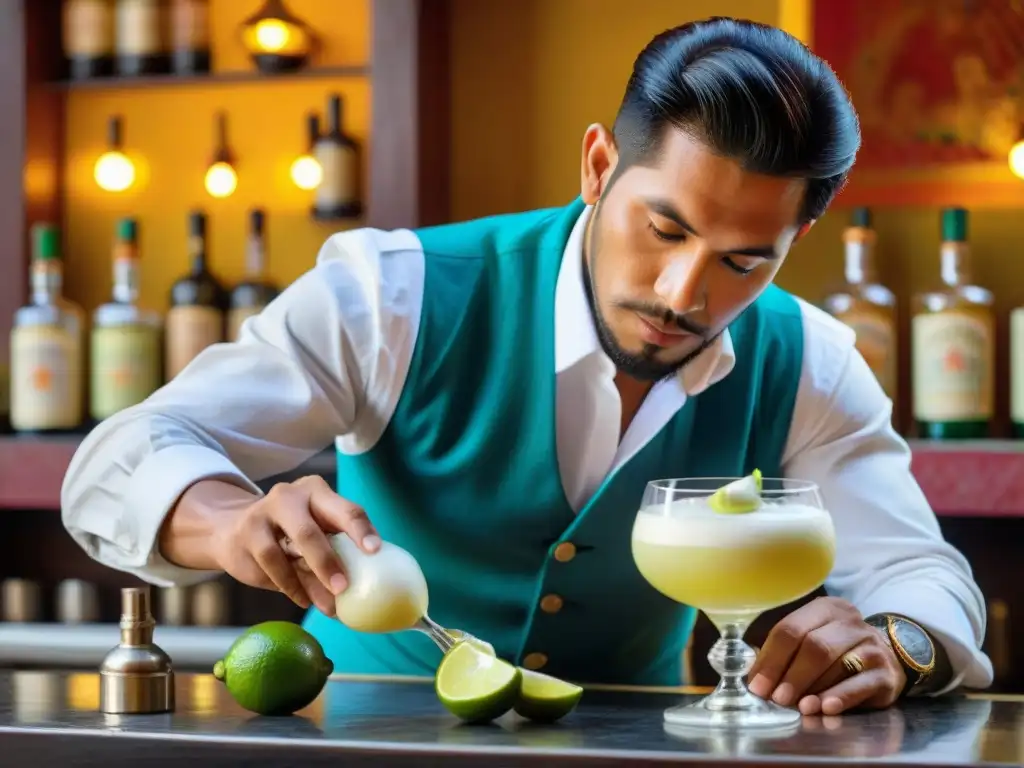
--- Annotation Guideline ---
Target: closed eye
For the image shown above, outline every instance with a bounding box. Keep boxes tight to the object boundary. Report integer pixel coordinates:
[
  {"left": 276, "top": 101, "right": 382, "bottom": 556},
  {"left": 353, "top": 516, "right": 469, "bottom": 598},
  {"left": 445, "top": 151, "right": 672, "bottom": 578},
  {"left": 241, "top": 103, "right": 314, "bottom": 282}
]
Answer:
[
  {"left": 722, "top": 257, "right": 757, "bottom": 275},
  {"left": 648, "top": 221, "right": 686, "bottom": 243}
]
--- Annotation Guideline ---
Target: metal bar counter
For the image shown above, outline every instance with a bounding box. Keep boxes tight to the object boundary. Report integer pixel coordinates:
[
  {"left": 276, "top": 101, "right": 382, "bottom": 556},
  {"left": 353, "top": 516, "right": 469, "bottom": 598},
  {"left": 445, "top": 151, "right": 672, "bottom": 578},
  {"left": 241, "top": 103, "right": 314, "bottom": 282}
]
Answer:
[{"left": 0, "top": 670, "right": 1016, "bottom": 767}]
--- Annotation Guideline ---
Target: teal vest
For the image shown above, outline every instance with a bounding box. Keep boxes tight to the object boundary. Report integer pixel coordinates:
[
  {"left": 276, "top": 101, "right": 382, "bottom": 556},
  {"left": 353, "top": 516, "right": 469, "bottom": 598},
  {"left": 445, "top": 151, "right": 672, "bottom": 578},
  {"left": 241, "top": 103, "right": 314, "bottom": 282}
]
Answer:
[{"left": 302, "top": 198, "right": 805, "bottom": 686}]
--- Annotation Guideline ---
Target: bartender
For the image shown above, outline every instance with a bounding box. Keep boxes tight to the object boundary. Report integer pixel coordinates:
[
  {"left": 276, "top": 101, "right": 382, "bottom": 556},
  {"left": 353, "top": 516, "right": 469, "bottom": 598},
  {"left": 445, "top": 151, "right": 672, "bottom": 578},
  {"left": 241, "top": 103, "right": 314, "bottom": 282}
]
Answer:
[{"left": 61, "top": 17, "right": 992, "bottom": 717}]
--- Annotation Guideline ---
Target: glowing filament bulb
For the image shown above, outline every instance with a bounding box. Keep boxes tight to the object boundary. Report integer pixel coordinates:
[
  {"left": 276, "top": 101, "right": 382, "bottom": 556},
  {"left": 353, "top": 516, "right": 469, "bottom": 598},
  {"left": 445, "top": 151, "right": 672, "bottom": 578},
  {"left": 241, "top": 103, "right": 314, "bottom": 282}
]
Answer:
[
  {"left": 94, "top": 151, "right": 136, "bottom": 192},
  {"left": 205, "top": 162, "right": 237, "bottom": 198},
  {"left": 290, "top": 154, "right": 322, "bottom": 190}
]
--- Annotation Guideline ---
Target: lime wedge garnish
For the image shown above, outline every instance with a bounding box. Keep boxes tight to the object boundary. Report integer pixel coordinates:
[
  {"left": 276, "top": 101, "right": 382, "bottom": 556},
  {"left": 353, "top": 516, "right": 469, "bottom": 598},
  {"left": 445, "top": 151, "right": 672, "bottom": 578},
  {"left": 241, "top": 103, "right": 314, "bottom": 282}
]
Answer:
[
  {"left": 708, "top": 469, "right": 763, "bottom": 514},
  {"left": 513, "top": 668, "right": 583, "bottom": 723},
  {"left": 435, "top": 640, "right": 521, "bottom": 723}
]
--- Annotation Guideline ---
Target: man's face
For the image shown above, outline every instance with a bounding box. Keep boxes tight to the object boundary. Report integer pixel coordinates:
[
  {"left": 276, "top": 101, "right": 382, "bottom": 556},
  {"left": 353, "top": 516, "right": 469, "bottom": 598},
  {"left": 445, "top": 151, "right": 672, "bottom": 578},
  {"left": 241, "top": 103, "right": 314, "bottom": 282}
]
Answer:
[{"left": 579, "top": 125, "right": 808, "bottom": 381}]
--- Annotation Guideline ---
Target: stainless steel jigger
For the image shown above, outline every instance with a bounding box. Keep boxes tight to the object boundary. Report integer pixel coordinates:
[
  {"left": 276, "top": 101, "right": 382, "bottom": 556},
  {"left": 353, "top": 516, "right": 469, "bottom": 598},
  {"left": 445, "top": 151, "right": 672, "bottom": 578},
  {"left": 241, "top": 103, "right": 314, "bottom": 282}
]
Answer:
[{"left": 99, "top": 586, "right": 175, "bottom": 714}]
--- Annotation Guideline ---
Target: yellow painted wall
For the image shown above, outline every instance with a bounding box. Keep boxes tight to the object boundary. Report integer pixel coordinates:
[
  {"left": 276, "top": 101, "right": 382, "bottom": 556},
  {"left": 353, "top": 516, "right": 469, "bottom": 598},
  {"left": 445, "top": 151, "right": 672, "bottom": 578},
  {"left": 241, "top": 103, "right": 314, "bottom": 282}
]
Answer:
[
  {"left": 63, "top": 0, "right": 370, "bottom": 315},
  {"left": 449, "top": 0, "right": 784, "bottom": 220}
]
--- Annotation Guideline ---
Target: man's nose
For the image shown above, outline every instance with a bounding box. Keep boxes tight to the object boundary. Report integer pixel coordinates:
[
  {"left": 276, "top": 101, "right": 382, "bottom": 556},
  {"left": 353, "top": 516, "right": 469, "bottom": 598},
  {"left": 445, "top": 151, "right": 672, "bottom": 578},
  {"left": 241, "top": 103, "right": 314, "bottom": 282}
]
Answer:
[{"left": 654, "top": 251, "right": 708, "bottom": 315}]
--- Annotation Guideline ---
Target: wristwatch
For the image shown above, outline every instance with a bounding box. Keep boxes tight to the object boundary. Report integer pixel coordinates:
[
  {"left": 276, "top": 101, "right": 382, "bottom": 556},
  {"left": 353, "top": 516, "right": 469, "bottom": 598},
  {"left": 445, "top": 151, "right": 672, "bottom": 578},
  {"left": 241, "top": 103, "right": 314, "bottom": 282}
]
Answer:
[{"left": 864, "top": 613, "right": 936, "bottom": 696}]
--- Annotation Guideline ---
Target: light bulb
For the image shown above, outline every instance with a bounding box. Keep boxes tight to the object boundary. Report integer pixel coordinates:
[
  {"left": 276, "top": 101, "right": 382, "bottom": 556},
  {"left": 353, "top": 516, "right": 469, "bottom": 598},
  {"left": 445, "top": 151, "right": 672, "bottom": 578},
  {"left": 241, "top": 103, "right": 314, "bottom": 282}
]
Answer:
[
  {"left": 204, "top": 162, "right": 237, "bottom": 198},
  {"left": 94, "top": 151, "right": 135, "bottom": 192},
  {"left": 1009, "top": 140, "right": 1024, "bottom": 181},
  {"left": 255, "top": 19, "right": 291, "bottom": 52},
  {"left": 290, "top": 154, "right": 322, "bottom": 190}
]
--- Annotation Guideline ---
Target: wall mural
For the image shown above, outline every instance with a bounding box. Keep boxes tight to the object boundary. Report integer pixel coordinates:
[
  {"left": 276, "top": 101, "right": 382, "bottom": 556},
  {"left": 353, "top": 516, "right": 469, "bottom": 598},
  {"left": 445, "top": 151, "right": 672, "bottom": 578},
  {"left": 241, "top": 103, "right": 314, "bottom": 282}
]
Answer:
[{"left": 811, "top": 0, "right": 1024, "bottom": 207}]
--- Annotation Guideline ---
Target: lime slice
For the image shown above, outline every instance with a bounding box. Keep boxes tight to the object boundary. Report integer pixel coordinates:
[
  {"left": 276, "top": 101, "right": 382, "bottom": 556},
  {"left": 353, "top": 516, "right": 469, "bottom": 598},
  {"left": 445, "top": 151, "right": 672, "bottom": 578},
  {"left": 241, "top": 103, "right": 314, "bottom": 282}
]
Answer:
[
  {"left": 513, "top": 668, "right": 583, "bottom": 723},
  {"left": 708, "top": 469, "right": 763, "bottom": 514},
  {"left": 435, "top": 640, "right": 521, "bottom": 723}
]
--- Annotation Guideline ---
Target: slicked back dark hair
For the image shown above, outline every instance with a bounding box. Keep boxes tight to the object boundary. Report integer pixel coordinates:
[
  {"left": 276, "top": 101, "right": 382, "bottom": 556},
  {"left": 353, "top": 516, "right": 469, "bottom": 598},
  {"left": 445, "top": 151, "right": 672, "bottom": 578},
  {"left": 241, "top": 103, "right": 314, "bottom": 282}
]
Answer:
[{"left": 612, "top": 17, "right": 860, "bottom": 222}]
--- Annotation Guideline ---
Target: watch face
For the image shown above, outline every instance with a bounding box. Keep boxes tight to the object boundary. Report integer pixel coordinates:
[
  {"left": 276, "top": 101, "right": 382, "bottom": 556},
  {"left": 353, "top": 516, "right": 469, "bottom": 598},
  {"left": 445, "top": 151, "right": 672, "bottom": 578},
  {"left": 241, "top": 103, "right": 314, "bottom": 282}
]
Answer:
[{"left": 891, "top": 617, "right": 936, "bottom": 672}]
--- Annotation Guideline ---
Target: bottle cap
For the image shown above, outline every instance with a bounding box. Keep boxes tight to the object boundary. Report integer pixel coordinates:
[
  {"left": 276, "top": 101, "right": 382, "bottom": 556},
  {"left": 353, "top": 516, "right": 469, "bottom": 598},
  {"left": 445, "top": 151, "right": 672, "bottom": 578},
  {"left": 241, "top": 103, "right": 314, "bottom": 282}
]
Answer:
[
  {"left": 850, "top": 207, "right": 872, "bottom": 228},
  {"left": 941, "top": 207, "right": 968, "bottom": 242},
  {"left": 117, "top": 217, "right": 138, "bottom": 243},
  {"left": 31, "top": 223, "right": 59, "bottom": 261},
  {"left": 189, "top": 210, "right": 206, "bottom": 238},
  {"left": 249, "top": 208, "right": 265, "bottom": 235}
]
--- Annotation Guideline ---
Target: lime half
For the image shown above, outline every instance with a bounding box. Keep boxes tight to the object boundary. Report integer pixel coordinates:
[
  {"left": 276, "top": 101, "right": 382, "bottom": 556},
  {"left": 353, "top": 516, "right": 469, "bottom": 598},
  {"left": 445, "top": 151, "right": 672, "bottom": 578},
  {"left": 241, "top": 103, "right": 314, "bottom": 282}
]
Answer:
[
  {"left": 435, "top": 640, "right": 521, "bottom": 723},
  {"left": 513, "top": 668, "right": 583, "bottom": 723},
  {"left": 708, "top": 469, "right": 763, "bottom": 514}
]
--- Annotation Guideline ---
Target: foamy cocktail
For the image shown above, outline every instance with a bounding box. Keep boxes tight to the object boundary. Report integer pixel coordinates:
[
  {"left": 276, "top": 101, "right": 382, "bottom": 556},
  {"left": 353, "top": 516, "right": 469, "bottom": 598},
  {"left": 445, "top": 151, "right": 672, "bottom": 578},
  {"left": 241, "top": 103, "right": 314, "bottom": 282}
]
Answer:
[{"left": 631, "top": 473, "right": 836, "bottom": 730}]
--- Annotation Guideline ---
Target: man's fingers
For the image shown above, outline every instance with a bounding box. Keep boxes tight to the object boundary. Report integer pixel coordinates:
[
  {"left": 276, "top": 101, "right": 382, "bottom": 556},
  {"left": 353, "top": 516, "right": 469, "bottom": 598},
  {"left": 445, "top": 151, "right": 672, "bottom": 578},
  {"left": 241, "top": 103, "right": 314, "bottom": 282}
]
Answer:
[
  {"left": 817, "top": 667, "right": 895, "bottom": 716},
  {"left": 249, "top": 524, "right": 311, "bottom": 609},
  {"left": 806, "top": 634, "right": 890, "bottom": 696},
  {"left": 307, "top": 481, "right": 380, "bottom": 553},
  {"left": 277, "top": 503, "right": 347, "bottom": 595},
  {"left": 296, "top": 567, "right": 337, "bottom": 617},
  {"left": 770, "top": 621, "right": 875, "bottom": 706},
  {"left": 748, "top": 600, "right": 836, "bottom": 698}
]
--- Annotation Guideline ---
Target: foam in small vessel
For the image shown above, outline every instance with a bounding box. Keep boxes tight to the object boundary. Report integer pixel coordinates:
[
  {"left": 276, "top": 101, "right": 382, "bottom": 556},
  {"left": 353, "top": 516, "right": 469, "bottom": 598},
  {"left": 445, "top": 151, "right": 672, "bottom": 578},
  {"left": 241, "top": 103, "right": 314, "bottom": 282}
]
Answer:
[{"left": 632, "top": 498, "right": 834, "bottom": 549}]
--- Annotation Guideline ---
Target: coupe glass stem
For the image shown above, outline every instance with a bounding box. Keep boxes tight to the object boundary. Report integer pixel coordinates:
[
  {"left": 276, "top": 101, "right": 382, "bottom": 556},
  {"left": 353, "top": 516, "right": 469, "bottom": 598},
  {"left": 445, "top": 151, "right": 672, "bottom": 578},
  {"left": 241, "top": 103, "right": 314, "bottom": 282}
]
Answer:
[{"left": 705, "top": 620, "right": 759, "bottom": 711}]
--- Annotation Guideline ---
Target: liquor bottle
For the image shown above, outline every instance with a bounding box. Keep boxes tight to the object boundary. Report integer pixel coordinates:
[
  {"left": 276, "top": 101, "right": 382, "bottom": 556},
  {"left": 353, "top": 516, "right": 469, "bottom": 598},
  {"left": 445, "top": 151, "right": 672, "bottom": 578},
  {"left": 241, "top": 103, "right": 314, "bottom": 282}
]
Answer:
[
  {"left": 90, "top": 218, "right": 163, "bottom": 422},
  {"left": 228, "top": 209, "right": 279, "bottom": 341},
  {"left": 165, "top": 211, "right": 226, "bottom": 380},
  {"left": 822, "top": 207, "right": 898, "bottom": 403},
  {"left": 312, "top": 93, "right": 362, "bottom": 220},
  {"left": 63, "top": 0, "right": 115, "bottom": 80},
  {"left": 170, "top": 0, "right": 210, "bottom": 75},
  {"left": 10, "top": 224, "right": 85, "bottom": 433},
  {"left": 1010, "top": 302, "right": 1024, "bottom": 438},
  {"left": 115, "top": 0, "right": 167, "bottom": 76},
  {"left": 911, "top": 208, "right": 994, "bottom": 439}
]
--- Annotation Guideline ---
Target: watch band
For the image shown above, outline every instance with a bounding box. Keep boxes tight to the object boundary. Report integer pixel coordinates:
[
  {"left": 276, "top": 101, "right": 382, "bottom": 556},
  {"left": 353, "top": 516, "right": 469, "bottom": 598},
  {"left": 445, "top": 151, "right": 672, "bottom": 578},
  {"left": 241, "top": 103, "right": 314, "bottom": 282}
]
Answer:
[{"left": 864, "top": 613, "right": 936, "bottom": 696}]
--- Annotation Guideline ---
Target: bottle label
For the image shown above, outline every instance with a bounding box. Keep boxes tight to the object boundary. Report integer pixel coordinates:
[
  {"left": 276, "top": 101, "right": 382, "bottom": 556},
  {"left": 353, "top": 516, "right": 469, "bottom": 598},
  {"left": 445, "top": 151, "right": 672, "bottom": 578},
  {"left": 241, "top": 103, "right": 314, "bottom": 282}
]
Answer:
[
  {"left": 315, "top": 142, "right": 358, "bottom": 210},
  {"left": 171, "top": 0, "right": 209, "bottom": 48},
  {"left": 1010, "top": 309, "right": 1024, "bottom": 425},
  {"left": 64, "top": 0, "right": 114, "bottom": 57},
  {"left": 165, "top": 306, "right": 222, "bottom": 380},
  {"left": 227, "top": 307, "right": 262, "bottom": 342},
  {"left": 912, "top": 311, "right": 993, "bottom": 421},
  {"left": 116, "top": 0, "right": 162, "bottom": 55},
  {"left": 10, "top": 326, "right": 82, "bottom": 430},
  {"left": 113, "top": 256, "right": 140, "bottom": 302},
  {"left": 837, "top": 309, "right": 896, "bottom": 398},
  {"left": 0, "top": 359, "right": 8, "bottom": 419},
  {"left": 91, "top": 325, "right": 162, "bottom": 420}
]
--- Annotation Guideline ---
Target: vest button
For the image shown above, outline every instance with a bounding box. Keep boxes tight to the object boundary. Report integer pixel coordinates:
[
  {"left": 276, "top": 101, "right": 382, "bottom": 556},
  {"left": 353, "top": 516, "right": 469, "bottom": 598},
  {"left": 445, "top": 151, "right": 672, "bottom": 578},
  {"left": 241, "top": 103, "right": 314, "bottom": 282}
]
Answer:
[
  {"left": 523, "top": 652, "right": 548, "bottom": 670},
  {"left": 539, "top": 594, "right": 563, "bottom": 614},
  {"left": 553, "top": 542, "right": 576, "bottom": 562}
]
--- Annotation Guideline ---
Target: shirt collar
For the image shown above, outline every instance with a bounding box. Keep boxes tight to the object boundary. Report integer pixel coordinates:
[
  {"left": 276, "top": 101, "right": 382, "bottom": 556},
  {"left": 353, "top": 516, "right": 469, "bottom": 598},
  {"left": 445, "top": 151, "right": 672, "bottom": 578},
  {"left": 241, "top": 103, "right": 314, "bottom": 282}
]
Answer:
[{"left": 554, "top": 204, "right": 736, "bottom": 395}]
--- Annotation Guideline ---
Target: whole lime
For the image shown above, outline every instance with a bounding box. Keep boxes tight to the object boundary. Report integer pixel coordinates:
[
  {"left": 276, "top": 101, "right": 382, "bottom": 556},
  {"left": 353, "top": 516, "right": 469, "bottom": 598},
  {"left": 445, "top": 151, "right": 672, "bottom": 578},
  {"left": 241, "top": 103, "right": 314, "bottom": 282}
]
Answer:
[{"left": 213, "top": 621, "right": 334, "bottom": 716}]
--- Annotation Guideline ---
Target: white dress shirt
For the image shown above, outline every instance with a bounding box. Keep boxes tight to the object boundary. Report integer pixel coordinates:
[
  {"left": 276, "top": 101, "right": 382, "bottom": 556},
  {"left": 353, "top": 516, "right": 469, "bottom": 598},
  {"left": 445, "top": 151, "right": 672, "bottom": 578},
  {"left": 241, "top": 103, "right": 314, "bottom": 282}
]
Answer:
[{"left": 61, "top": 205, "right": 993, "bottom": 694}]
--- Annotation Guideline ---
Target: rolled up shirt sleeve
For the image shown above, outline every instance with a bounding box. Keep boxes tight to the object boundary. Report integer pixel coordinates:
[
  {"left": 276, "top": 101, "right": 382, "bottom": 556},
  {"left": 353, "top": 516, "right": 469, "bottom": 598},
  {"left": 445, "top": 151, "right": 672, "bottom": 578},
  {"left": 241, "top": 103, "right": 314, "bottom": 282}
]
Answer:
[
  {"left": 783, "top": 302, "right": 993, "bottom": 694},
  {"left": 61, "top": 228, "right": 425, "bottom": 587}
]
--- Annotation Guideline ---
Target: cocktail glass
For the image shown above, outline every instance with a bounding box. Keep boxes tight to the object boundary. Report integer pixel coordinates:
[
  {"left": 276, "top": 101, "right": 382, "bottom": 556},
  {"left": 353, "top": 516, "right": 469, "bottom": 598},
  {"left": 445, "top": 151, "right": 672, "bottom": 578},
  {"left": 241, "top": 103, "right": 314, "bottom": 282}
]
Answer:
[{"left": 631, "top": 477, "right": 835, "bottom": 729}]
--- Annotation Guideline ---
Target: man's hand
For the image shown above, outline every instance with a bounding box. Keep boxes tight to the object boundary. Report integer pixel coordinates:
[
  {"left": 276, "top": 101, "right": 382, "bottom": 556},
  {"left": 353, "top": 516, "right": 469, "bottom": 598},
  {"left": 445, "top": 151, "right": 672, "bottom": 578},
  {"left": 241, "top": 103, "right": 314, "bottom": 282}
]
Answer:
[
  {"left": 747, "top": 597, "right": 906, "bottom": 716},
  {"left": 208, "top": 475, "right": 380, "bottom": 617}
]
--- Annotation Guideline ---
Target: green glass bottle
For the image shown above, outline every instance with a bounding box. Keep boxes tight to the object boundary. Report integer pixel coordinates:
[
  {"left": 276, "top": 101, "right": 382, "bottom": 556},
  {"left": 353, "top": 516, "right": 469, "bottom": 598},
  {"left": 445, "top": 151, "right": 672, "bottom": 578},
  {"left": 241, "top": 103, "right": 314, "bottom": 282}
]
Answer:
[{"left": 911, "top": 208, "right": 994, "bottom": 439}]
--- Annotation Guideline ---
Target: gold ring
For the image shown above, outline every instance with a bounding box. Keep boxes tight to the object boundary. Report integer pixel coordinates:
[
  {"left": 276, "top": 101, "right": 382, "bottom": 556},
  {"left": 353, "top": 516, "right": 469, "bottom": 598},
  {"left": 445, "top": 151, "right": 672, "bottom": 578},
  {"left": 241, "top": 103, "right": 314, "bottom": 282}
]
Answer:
[{"left": 841, "top": 651, "right": 866, "bottom": 675}]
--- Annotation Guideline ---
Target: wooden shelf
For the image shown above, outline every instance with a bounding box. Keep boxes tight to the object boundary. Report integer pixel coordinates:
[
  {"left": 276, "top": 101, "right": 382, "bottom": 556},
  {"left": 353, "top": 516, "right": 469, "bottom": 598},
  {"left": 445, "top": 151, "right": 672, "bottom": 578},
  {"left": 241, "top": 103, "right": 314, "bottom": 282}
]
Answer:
[
  {"left": 49, "top": 65, "right": 371, "bottom": 92},
  {"left": 4, "top": 433, "right": 1024, "bottom": 516}
]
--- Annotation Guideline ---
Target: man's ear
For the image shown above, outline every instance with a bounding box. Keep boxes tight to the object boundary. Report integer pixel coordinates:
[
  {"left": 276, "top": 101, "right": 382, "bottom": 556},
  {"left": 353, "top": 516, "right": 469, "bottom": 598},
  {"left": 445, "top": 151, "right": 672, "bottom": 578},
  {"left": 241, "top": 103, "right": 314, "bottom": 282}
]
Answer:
[
  {"left": 580, "top": 123, "right": 618, "bottom": 205},
  {"left": 795, "top": 220, "right": 816, "bottom": 240}
]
